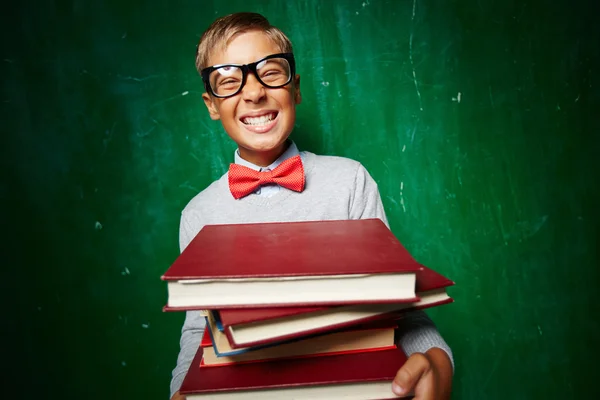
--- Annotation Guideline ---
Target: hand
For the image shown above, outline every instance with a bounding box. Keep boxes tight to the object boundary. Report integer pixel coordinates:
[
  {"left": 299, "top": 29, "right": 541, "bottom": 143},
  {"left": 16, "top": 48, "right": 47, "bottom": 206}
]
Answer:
[
  {"left": 171, "top": 391, "right": 186, "bottom": 400},
  {"left": 392, "top": 347, "right": 453, "bottom": 399}
]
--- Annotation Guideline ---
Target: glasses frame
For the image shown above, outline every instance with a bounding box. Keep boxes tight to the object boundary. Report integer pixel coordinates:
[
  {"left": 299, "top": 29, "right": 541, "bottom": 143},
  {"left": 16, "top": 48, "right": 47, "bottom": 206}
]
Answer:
[{"left": 201, "top": 53, "right": 296, "bottom": 98}]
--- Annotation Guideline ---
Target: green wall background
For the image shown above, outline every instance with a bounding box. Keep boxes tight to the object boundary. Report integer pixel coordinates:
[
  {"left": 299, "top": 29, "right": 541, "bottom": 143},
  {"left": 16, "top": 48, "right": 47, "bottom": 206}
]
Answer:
[{"left": 3, "top": 0, "right": 598, "bottom": 398}]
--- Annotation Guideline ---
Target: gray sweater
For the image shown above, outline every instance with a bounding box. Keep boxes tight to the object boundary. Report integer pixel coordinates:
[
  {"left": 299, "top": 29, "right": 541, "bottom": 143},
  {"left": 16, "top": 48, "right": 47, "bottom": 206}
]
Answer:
[{"left": 170, "top": 150, "right": 453, "bottom": 397}]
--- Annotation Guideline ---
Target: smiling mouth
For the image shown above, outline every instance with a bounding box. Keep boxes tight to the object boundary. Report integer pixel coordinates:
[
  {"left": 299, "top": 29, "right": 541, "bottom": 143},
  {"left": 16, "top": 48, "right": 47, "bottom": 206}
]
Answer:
[{"left": 241, "top": 112, "right": 278, "bottom": 126}]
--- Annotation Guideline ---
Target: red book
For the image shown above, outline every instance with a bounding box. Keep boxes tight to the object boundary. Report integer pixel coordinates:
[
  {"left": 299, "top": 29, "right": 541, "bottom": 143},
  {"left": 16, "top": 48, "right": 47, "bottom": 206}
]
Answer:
[
  {"left": 218, "top": 265, "right": 454, "bottom": 348},
  {"left": 180, "top": 345, "right": 411, "bottom": 399},
  {"left": 162, "top": 219, "right": 421, "bottom": 309},
  {"left": 201, "top": 316, "right": 397, "bottom": 365}
]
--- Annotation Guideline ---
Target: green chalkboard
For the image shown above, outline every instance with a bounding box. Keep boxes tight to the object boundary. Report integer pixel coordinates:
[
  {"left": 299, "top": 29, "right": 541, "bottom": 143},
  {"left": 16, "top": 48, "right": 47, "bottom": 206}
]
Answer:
[{"left": 2, "top": 0, "right": 598, "bottom": 399}]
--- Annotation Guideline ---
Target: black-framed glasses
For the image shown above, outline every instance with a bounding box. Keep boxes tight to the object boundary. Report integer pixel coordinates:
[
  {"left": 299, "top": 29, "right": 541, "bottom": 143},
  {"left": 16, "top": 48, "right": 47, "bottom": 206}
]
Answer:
[{"left": 201, "top": 53, "right": 296, "bottom": 98}]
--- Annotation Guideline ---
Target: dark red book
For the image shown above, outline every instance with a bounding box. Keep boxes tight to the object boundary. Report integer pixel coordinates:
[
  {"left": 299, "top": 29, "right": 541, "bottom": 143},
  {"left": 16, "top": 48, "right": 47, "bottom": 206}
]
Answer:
[
  {"left": 201, "top": 318, "right": 397, "bottom": 366},
  {"left": 180, "top": 345, "right": 411, "bottom": 399},
  {"left": 162, "top": 219, "right": 421, "bottom": 309},
  {"left": 218, "top": 265, "right": 454, "bottom": 348}
]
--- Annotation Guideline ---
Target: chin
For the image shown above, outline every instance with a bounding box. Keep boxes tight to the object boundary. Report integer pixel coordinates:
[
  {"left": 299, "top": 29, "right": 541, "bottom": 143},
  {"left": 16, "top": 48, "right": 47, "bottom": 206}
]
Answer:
[{"left": 246, "top": 137, "right": 288, "bottom": 152}]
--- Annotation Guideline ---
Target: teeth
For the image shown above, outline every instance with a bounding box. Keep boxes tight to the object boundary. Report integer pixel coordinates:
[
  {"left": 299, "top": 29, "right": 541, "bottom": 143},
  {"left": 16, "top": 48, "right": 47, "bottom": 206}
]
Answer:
[{"left": 243, "top": 113, "right": 275, "bottom": 126}]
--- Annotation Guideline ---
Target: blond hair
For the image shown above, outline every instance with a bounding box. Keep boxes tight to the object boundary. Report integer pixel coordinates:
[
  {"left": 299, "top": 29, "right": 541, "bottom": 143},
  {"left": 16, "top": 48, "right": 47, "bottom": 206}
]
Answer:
[{"left": 195, "top": 12, "right": 293, "bottom": 73}]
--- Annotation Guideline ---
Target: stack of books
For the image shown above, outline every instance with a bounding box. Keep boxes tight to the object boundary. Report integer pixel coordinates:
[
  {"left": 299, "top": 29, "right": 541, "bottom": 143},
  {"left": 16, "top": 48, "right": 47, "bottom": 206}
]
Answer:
[{"left": 161, "top": 219, "right": 454, "bottom": 399}]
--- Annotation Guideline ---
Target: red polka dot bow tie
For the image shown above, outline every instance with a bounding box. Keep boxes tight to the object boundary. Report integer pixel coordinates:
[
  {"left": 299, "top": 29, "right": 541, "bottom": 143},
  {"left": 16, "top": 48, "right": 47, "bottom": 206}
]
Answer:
[{"left": 228, "top": 155, "right": 306, "bottom": 199}]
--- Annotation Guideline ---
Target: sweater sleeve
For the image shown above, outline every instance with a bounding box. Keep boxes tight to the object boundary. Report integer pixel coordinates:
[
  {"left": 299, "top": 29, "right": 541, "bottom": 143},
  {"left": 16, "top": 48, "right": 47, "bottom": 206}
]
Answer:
[
  {"left": 170, "top": 211, "right": 207, "bottom": 398},
  {"left": 349, "top": 163, "right": 454, "bottom": 370},
  {"left": 170, "top": 311, "right": 206, "bottom": 397},
  {"left": 395, "top": 310, "right": 454, "bottom": 370},
  {"left": 348, "top": 163, "right": 389, "bottom": 227}
]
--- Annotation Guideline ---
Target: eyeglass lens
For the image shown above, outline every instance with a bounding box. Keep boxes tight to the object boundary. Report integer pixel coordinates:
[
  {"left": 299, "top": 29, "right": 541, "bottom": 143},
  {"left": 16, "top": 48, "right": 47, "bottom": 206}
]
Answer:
[{"left": 209, "top": 57, "right": 291, "bottom": 97}]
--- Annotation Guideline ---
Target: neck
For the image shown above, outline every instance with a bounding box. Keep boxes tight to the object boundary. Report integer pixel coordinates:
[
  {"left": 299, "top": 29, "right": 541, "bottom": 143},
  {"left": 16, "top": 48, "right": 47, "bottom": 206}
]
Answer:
[{"left": 238, "top": 141, "right": 290, "bottom": 167}]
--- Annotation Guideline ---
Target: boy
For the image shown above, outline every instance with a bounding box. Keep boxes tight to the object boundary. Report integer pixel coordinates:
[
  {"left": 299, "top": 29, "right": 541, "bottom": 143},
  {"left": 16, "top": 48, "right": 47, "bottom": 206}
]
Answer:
[{"left": 171, "top": 12, "right": 453, "bottom": 400}]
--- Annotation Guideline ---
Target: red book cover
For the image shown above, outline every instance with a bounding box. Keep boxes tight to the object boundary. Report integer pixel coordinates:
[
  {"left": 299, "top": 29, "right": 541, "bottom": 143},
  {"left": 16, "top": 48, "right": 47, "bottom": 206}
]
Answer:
[
  {"left": 162, "top": 219, "right": 420, "bottom": 280},
  {"left": 219, "top": 264, "right": 454, "bottom": 327},
  {"left": 209, "top": 317, "right": 399, "bottom": 354},
  {"left": 180, "top": 345, "right": 408, "bottom": 398},
  {"left": 223, "top": 298, "right": 454, "bottom": 349},
  {"left": 200, "top": 329, "right": 212, "bottom": 348},
  {"left": 202, "top": 320, "right": 398, "bottom": 367}
]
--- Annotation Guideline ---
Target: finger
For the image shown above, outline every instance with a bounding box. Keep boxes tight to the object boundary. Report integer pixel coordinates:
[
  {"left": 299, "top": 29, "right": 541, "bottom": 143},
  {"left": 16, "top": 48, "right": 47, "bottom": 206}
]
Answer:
[
  {"left": 392, "top": 353, "right": 431, "bottom": 397},
  {"left": 412, "top": 367, "right": 436, "bottom": 400}
]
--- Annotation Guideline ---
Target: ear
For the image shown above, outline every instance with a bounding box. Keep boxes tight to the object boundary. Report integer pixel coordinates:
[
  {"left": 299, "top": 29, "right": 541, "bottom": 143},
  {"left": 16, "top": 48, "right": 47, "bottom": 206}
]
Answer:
[
  {"left": 293, "top": 74, "right": 302, "bottom": 105},
  {"left": 202, "top": 92, "right": 221, "bottom": 120}
]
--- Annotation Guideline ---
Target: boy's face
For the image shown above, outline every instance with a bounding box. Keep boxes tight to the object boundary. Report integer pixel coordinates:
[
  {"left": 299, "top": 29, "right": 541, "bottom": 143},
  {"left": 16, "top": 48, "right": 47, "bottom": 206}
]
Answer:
[{"left": 202, "top": 31, "right": 301, "bottom": 166}]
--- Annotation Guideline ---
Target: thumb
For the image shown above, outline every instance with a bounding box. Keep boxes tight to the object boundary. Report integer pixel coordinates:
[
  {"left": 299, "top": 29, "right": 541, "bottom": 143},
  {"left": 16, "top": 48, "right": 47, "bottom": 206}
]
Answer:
[{"left": 392, "top": 353, "right": 430, "bottom": 396}]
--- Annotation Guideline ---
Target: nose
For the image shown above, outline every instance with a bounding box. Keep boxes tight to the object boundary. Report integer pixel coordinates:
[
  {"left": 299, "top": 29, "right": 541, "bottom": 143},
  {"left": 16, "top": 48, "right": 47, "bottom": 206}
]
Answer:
[{"left": 241, "top": 73, "right": 266, "bottom": 103}]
